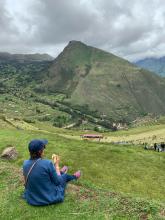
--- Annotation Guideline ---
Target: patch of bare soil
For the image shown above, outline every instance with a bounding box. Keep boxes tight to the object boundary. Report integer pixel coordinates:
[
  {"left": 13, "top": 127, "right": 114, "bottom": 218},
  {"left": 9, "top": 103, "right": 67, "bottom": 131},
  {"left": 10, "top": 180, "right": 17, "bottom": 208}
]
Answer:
[
  {"left": 66, "top": 184, "right": 99, "bottom": 202},
  {"left": 160, "top": 209, "right": 165, "bottom": 217}
]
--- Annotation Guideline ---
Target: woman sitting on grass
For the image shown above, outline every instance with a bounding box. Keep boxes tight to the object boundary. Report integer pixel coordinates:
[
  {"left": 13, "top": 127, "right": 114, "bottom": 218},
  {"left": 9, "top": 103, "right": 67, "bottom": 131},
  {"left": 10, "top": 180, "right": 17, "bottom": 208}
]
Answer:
[{"left": 22, "top": 139, "right": 81, "bottom": 206}]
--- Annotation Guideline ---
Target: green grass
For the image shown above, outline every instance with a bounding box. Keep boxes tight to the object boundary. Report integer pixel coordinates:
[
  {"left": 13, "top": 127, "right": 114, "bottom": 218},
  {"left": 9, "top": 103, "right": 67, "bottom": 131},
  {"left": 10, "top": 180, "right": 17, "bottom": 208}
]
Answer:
[
  {"left": 35, "top": 119, "right": 165, "bottom": 145},
  {"left": 0, "top": 128, "right": 165, "bottom": 201},
  {"left": 0, "top": 94, "right": 70, "bottom": 120},
  {"left": 1, "top": 160, "right": 164, "bottom": 220},
  {"left": 0, "top": 126, "right": 165, "bottom": 219},
  {"left": 0, "top": 158, "right": 164, "bottom": 220}
]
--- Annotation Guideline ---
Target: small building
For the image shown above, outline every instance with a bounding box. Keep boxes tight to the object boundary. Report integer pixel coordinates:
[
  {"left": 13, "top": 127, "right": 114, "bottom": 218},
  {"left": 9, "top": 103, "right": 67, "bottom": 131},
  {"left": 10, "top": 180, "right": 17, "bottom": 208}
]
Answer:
[{"left": 81, "top": 134, "right": 103, "bottom": 141}]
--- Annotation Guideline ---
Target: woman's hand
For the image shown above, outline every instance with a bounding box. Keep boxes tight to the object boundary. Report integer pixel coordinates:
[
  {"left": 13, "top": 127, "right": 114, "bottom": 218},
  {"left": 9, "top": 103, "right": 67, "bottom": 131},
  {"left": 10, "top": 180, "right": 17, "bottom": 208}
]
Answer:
[
  {"left": 52, "top": 154, "right": 61, "bottom": 175},
  {"left": 52, "top": 154, "right": 56, "bottom": 163},
  {"left": 56, "top": 155, "right": 60, "bottom": 165},
  {"left": 55, "top": 156, "right": 61, "bottom": 175},
  {"left": 52, "top": 154, "right": 60, "bottom": 164}
]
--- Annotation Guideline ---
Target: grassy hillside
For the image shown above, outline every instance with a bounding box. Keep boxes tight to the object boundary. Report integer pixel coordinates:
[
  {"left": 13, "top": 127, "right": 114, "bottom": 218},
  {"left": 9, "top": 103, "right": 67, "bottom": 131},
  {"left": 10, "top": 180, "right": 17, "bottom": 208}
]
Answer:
[
  {"left": 0, "top": 121, "right": 165, "bottom": 219},
  {"left": 59, "top": 122, "right": 165, "bottom": 145},
  {"left": 1, "top": 41, "right": 165, "bottom": 124},
  {"left": 40, "top": 41, "right": 165, "bottom": 122},
  {"left": 0, "top": 42, "right": 165, "bottom": 219}
]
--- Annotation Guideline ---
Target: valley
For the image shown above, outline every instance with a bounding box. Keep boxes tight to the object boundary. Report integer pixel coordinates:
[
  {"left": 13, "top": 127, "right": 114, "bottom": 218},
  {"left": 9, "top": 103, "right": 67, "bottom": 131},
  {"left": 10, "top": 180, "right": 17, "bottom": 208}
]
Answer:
[{"left": 0, "top": 42, "right": 165, "bottom": 220}]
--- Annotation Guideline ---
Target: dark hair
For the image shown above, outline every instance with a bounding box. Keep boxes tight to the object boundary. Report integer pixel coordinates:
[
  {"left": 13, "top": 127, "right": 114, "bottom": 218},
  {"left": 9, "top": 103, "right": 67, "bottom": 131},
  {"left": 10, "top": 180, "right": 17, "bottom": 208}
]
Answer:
[{"left": 30, "top": 149, "right": 43, "bottom": 160}]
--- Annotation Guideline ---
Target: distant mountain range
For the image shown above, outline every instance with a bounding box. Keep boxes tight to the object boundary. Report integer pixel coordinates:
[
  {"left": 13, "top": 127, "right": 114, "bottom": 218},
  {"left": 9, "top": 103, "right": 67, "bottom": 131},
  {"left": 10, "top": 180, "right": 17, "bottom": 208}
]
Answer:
[
  {"left": 135, "top": 57, "right": 165, "bottom": 77},
  {"left": 0, "top": 52, "right": 54, "bottom": 63},
  {"left": 1, "top": 41, "right": 165, "bottom": 123}
]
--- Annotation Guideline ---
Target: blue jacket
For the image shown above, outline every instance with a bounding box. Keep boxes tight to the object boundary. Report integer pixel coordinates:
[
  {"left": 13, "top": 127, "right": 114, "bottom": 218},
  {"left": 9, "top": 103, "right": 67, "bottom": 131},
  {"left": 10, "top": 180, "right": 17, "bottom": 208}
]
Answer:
[{"left": 23, "top": 159, "right": 65, "bottom": 206}]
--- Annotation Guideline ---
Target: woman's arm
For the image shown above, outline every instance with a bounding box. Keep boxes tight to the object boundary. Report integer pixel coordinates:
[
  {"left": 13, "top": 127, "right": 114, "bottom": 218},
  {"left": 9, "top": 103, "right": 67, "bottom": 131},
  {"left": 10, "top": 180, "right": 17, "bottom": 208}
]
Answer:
[
  {"left": 49, "top": 161, "right": 64, "bottom": 186},
  {"left": 55, "top": 163, "right": 61, "bottom": 176},
  {"left": 52, "top": 155, "right": 61, "bottom": 175}
]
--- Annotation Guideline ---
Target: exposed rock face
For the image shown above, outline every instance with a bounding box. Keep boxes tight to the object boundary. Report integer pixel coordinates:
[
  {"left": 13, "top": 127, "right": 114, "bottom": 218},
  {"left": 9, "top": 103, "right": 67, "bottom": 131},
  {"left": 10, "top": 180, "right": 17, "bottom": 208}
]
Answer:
[{"left": 1, "top": 146, "right": 18, "bottom": 160}]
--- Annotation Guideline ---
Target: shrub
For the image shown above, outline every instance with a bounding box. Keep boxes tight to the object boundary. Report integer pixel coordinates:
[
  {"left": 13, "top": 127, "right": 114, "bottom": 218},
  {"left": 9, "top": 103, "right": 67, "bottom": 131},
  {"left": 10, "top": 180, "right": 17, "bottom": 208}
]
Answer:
[{"left": 53, "top": 115, "right": 68, "bottom": 128}]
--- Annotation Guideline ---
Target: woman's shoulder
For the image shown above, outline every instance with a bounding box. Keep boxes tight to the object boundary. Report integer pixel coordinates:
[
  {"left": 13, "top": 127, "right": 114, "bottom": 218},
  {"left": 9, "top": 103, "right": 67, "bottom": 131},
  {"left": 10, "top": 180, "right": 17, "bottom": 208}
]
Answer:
[
  {"left": 23, "top": 159, "right": 30, "bottom": 165},
  {"left": 41, "top": 159, "right": 53, "bottom": 165},
  {"left": 40, "top": 159, "right": 54, "bottom": 170},
  {"left": 23, "top": 159, "right": 32, "bottom": 169},
  {"left": 23, "top": 158, "right": 53, "bottom": 168}
]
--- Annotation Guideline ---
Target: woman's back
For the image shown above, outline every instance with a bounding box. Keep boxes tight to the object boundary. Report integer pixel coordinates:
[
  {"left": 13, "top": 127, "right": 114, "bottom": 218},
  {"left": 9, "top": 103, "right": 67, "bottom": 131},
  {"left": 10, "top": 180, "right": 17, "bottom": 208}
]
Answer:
[{"left": 23, "top": 159, "right": 64, "bottom": 205}]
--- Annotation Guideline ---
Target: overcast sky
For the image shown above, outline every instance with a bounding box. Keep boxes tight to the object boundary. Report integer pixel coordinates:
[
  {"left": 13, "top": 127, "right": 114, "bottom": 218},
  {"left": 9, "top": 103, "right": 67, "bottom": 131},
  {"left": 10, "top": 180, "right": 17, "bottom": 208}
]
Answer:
[{"left": 1, "top": 0, "right": 165, "bottom": 61}]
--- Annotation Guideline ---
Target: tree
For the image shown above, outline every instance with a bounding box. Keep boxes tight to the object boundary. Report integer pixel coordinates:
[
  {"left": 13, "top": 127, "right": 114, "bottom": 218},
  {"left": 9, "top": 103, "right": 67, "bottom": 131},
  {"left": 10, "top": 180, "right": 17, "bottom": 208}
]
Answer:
[{"left": 53, "top": 115, "right": 68, "bottom": 128}]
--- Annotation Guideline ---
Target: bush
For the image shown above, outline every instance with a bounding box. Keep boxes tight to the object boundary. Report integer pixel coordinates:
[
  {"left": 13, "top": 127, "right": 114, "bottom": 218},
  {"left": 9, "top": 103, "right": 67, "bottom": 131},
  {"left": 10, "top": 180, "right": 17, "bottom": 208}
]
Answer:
[
  {"left": 38, "top": 115, "right": 52, "bottom": 122},
  {"left": 53, "top": 115, "right": 68, "bottom": 128},
  {"left": 23, "top": 118, "right": 35, "bottom": 123}
]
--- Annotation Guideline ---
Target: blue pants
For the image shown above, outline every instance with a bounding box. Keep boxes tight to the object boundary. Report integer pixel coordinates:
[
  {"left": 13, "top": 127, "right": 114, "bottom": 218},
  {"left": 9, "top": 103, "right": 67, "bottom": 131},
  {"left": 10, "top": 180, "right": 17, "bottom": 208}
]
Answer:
[{"left": 60, "top": 172, "right": 76, "bottom": 189}]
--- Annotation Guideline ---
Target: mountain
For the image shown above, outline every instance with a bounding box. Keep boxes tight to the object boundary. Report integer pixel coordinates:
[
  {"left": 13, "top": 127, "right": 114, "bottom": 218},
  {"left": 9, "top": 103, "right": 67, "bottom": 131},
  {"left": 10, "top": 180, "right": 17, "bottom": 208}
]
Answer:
[
  {"left": 135, "top": 57, "right": 165, "bottom": 77},
  {"left": 0, "top": 52, "right": 54, "bottom": 63},
  {"left": 38, "top": 41, "right": 165, "bottom": 122},
  {"left": 1, "top": 41, "right": 165, "bottom": 123}
]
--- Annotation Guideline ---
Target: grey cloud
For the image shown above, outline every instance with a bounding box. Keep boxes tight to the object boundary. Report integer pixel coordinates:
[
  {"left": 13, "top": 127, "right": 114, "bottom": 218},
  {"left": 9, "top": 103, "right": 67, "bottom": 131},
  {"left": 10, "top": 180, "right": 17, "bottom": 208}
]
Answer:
[
  {"left": 28, "top": 0, "right": 98, "bottom": 44},
  {"left": 0, "top": 0, "right": 19, "bottom": 44},
  {"left": 0, "top": 0, "right": 165, "bottom": 60}
]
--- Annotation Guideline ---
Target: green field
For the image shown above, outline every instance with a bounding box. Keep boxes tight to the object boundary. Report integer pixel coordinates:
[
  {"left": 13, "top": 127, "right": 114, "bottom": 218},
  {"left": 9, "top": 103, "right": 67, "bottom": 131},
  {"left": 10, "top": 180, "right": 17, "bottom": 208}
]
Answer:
[
  {"left": 0, "top": 122, "right": 165, "bottom": 219},
  {"left": 1, "top": 35, "right": 165, "bottom": 220}
]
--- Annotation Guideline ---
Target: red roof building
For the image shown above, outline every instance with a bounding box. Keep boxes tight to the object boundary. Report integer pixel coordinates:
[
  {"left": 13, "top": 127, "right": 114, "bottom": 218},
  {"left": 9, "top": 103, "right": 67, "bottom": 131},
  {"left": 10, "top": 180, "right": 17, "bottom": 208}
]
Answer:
[{"left": 81, "top": 134, "right": 103, "bottom": 139}]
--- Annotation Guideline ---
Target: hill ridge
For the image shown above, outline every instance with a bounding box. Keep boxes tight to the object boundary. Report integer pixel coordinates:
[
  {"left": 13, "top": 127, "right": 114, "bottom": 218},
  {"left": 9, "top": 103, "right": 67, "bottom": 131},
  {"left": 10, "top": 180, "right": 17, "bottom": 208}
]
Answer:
[
  {"left": 1, "top": 41, "right": 165, "bottom": 122},
  {"left": 39, "top": 41, "right": 165, "bottom": 122},
  {"left": 0, "top": 52, "right": 54, "bottom": 62}
]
